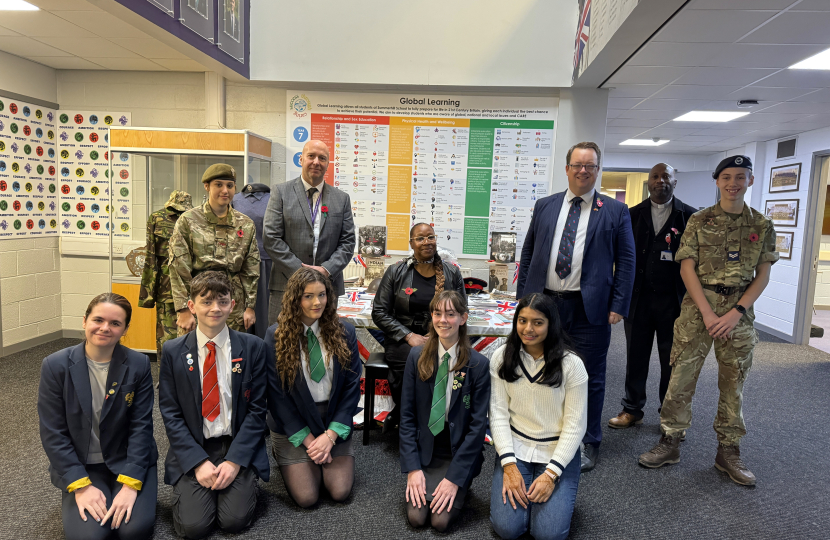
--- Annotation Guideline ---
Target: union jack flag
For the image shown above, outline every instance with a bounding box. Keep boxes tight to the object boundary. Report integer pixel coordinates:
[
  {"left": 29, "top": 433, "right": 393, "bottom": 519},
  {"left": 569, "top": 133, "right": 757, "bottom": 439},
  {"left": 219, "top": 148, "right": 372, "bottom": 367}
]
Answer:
[
  {"left": 353, "top": 255, "right": 367, "bottom": 268},
  {"left": 513, "top": 262, "right": 520, "bottom": 285},
  {"left": 573, "top": 0, "right": 591, "bottom": 70},
  {"left": 497, "top": 301, "right": 517, "bottom": 312},
  {"left": 348, "top": 291, "right": 359, "bottom": 303}
]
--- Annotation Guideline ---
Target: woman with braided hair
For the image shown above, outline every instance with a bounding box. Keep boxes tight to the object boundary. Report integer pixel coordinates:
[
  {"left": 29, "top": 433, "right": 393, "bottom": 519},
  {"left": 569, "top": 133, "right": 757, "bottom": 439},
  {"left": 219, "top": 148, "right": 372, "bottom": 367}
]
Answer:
[
  {"left": 372, "top": 223, "right": 467, "bottom": 430},
  {"left": 265, "top": 267, "right": 362, "bottom": 507}
]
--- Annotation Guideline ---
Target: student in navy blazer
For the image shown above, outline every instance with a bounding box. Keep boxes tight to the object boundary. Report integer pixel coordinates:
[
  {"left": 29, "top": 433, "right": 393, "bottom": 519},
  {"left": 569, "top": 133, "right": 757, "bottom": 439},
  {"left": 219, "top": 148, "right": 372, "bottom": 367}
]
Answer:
[
  {"left": 38, "top": 293, "right": 157, "bottom": 540},
  {"left": 517, "top": 142, "right": 635, "bottom": 472},
  {"left": 265, "top": 267, "right": 362, "bottom": 507},
  {"left": 400, "top": 290, "right": 491, "bottom": 533},
  {"left": 159, "top": 272, "right": 268, "bottom": 539}
]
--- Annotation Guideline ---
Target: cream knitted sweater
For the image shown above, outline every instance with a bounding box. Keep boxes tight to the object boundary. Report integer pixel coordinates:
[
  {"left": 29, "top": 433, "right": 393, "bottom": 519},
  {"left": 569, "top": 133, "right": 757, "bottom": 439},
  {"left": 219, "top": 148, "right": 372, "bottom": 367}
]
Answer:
[{"left": 489, "top": 344, "right": 588, "bottom": 476}]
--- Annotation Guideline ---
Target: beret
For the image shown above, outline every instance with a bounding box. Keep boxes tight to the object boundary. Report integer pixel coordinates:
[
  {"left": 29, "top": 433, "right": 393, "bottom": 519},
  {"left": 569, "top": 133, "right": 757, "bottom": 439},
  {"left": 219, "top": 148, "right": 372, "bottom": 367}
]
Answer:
[
  {"left": 713, "top": 155, "right": 752, "bottom": 179},
  {"left": 202, "top": 163, "right": 236, "bottom": 183}
]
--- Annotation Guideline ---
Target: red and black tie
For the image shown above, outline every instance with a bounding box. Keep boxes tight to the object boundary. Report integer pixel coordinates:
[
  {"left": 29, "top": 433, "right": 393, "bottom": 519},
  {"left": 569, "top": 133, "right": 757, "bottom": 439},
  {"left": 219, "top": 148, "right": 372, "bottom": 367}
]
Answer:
[
  {"left": 555, "top": 197, "right": 583, "bottom": 279},
  {"left": 202, "top": 341, "right": 220, "bottom": 422}
]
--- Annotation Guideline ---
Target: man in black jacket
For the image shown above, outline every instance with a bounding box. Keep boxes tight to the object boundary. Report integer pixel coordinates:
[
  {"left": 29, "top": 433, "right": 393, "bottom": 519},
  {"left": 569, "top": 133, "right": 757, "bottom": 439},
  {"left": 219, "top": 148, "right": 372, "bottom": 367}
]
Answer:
[{"left": 608, "top": 163, "right": 698, "bottom": 429}]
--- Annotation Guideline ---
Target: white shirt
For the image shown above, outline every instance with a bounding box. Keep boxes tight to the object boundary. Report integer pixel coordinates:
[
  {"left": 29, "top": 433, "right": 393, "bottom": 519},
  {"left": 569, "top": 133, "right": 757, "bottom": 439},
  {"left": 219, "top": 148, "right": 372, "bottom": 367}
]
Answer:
[
  {"left": 651, "top": 196, "right": 673, "bottom": 235},
  {"left": 301, "top": 320, "right": 333, "bottom": 402},
  {"left": 197, "top": 325, "right": 233, "bottom": 439},
  {"left": 301, "top": 175, "right": 323, "bottom": 262},
  {"left": 546, "top": 188, "right": 595, "bottom": 291},
  {"left": 437, "top": 341, "right": 459, "bottom": 417}
]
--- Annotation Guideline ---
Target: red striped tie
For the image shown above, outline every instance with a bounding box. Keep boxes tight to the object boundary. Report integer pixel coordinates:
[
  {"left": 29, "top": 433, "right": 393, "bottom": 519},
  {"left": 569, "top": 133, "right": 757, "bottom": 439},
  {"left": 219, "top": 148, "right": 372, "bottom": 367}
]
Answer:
[{"left": 202, "top": 341, "right": 220, "bottom": 422}]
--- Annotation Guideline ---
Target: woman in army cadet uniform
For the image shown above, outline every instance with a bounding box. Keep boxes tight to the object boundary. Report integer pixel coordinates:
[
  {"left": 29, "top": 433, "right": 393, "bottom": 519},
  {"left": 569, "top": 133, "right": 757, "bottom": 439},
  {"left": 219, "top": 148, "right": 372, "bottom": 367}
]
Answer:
[
  {"left": 638, "top": 155, "right": 778, "bottom": 486},
  {"left": 138, "top": 190, "right": 192, "bottom": 356},
  {"left": 168, "top": 164, "right": 260, "bottom": 335}
]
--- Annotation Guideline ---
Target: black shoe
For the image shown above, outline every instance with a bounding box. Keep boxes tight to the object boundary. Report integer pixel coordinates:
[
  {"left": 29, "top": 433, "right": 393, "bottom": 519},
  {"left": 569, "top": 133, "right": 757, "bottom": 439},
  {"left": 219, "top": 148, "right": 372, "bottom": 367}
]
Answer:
[
  {"left": 382, "top": 408, "right": 399, "bottom": 434},
  {"left": 580, "top": 443, "right": 598, "bottom": 473}
]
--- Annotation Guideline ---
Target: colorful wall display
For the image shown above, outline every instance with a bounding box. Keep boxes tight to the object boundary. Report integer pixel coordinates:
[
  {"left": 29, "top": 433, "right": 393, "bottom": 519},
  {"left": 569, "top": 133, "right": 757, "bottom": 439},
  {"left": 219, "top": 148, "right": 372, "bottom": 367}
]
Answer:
[
  {"left": 286, "top": 91, "right": 557, "bottom": 259},
  {"left": 57, "top": 111, "right": 132, "bottom": 239},
  {"left": 0, "top": 97, "right": 58, "bottom": 238}
]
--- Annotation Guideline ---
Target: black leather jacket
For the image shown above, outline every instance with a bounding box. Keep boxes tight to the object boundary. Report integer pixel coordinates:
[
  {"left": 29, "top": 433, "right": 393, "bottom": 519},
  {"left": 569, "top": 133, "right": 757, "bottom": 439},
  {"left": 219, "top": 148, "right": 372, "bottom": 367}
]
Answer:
[{"left": 372, "top": 257, "right": 467, "bottom": 343}]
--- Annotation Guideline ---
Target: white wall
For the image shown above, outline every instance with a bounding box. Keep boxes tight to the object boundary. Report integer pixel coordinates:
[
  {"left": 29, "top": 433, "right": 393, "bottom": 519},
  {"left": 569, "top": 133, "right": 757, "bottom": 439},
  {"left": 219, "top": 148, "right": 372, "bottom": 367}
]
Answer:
[
  {"left": 604, "top": 152, "right": 718, "bottom": 172},
  {"left": 553, "top": 88, "right": 610, "bottom": 192},
  {"left": 251, "top": 0, "right": 577, "bottom": 88},
  {"left": 674, "top": 171, "right": 718, "bottom": 211},
  {"left": 0, "top": 51, "right": 56, "bottom": 104}
]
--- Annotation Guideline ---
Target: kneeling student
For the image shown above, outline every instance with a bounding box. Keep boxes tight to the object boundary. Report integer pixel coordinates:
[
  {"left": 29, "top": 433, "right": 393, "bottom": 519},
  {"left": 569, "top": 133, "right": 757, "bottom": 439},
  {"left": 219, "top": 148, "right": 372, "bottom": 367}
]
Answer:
[
  {"left": 265, "top": 267, "right": 362, "bottom": 507},
  {"left": 159, "top": 271, "right": 269, "bottom": 539},
  {"left": 400, "top": 290, "right": 491, "bottom": 532},
  {"left": 38, "top": 293, "right": 158, "bottom": 540}
]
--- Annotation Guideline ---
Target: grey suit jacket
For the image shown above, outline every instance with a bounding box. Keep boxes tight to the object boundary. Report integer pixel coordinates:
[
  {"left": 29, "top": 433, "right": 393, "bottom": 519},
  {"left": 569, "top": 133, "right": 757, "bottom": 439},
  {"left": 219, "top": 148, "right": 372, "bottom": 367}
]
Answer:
[{"left": 263, "top": 177, "right": 356, "bottom": 295}]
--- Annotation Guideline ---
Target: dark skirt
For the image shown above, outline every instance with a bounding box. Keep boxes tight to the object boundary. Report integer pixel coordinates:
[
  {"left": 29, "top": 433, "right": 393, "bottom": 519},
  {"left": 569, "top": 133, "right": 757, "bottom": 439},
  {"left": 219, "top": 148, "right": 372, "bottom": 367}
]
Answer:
[
  {"left": 270, "top": 401, "right": 354, "bottom": 466},
  {"left": 423, "top": 424, "right": 469, "bottom": 510}
]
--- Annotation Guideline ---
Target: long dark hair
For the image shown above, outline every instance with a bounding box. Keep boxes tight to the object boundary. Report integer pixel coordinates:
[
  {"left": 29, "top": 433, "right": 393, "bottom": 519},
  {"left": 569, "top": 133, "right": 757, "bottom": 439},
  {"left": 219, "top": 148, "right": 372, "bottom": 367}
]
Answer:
[
  {"left": 417, "top": 290, "right": 471, "bottom": 381},
  {"left": 497, "top": 293, "right": 574, "bottom": 387}
]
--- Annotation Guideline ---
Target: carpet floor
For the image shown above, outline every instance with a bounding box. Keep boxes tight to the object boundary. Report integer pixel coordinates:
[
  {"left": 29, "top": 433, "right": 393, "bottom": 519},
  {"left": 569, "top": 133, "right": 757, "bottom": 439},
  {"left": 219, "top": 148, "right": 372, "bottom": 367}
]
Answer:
[{"left": 1, "top": 325, "right": 827, "bottom": 539}]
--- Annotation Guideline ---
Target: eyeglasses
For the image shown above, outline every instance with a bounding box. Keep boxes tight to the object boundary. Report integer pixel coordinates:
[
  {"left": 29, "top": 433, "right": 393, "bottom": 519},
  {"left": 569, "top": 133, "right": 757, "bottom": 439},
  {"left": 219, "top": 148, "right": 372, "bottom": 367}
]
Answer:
[
  {"left": 410, "top": 235, "right": 437, "bottom": 244},
  {"left": 568, "top": 163, "right": 599, "bottom": 172}
]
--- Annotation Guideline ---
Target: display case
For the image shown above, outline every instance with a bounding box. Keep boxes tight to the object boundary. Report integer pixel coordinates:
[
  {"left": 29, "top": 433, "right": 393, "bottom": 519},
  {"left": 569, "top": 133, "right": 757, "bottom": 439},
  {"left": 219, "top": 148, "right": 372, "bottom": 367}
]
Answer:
[{"left": 107, "top": 127, "right": 272, "bottom": 352}]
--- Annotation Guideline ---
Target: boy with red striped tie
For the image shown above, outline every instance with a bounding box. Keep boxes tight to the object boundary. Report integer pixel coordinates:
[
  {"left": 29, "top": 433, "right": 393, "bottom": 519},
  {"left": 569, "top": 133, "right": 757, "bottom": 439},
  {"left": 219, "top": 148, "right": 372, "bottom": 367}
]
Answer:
[{"left": 159, "top": 271, "right": 269, "bottom": 539}]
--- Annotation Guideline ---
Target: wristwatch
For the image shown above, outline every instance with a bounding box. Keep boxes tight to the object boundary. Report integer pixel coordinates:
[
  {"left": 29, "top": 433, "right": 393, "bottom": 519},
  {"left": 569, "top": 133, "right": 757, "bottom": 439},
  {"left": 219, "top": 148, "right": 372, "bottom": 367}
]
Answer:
[{"left": 734, "top": 304, "right": 747, "bottom": 316}]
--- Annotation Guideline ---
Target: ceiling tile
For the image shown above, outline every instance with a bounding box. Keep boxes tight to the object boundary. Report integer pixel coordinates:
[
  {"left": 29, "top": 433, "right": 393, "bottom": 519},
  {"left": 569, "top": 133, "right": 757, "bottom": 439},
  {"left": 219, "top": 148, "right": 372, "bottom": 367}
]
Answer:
[
  {"left": 26, "top": 56, "right": 105, "bottom": 69},
  {"left": 700, "top": 44, "right": 829, "bottom": 69},
  {"left": 791, "top": 0, "right": 830, "bottom": 10},
  {"left": 729, "top": 86, "right": 822, "bottom": 101},
  {"left": 151, "top": 58, "right": 206, "bottom": 71},
  {"left": 34, "top": 37, "right": 140, "bottom": 58},
  {"left": 54, "top": 11, "right": 151, "bottom": 39},
  {"left": 606, "top": 66, "right": 689, "bottom": 86},
  {"left": 675, "top": 67, "right": 778, "bottom": 86},
  {"left": 615, "top": 109, "right": 682, "bottom": 121},
  {"left": 639, "top": 127, "right": 709, "bottom": 137},
  {"left": 606, "top": 85, "right": 665, "bottom": 98},
  {"left": 608, "top": 97, "right": 644, "bottom": 110},
  {"left": 740, "top": 11, "right": 830, "bottom": 44},
  {"left": 0, "top": 11, "right": 96, "bottom": 38},
  {"left": 687, "top": 0, "right": 797, "bottom": 8},
  {"left": 608, "top": 118, "right": 671, "bottom": 128},
  {"left": 760, "top": 101, "right": 830, "bottom": 114},
  {"left": 0, "top": 36, "right": 72, "bottom": 57},
  {"left": 731, "top": 112, "right": 813, "bottom": 124},
  {"left": 107, "top": 38, "right": 189, "bottom": 60},
  {"left": 787, "top": 89, "right": 830, "bottom": 103},
  {"left": 627, "top": 42, "right": 721, "bottom": 67},
  {"left": 26, "top": 0, "right": 100, "bottom": 9},
  {"left": 652, "top": 85, "right": 742, "bottom": 100},
  {"left": 633, "top": 99, "right": 709, "bottom": 111},
  {"left": 91, "top": 57, "right": 168, "bottom": 71},
  {"left": 749, "top": 69, "right": 830, "bottom": 88},
  {"left": 606, "top": 126, "right": 648, "bottom": 135},
  {"left": 652, "top": 10, "right": 778, "bottom": 44},
  {"left": 0, "top": 26, "right": 20, "bottom": 37}
]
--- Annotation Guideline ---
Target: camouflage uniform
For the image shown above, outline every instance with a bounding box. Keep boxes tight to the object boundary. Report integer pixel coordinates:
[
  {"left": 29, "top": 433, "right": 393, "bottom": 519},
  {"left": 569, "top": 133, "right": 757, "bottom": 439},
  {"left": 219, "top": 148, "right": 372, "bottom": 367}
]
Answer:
[
  {"left": 660, "top": 202, "right": 778, "bottom": 446},
  {"left": 169, "top": 202, "right": 260, "bottom": 333},
  {"left": 138, "top": 191, "right": 192, "bottom": 356}
]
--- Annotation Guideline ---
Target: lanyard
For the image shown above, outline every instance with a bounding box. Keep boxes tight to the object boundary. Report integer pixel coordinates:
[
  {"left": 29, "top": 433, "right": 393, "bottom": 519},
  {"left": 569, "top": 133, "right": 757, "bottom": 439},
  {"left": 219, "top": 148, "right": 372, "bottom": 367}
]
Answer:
[{"left": 308, "top": 190, "right": 322, "bottom": 225}]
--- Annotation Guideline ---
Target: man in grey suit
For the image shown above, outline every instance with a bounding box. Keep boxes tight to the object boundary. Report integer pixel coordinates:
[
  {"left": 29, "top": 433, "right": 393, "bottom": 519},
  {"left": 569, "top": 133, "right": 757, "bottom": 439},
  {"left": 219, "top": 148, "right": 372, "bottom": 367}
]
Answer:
[{"left": 263, "top": 140, "right": 356, "bottom": 323}]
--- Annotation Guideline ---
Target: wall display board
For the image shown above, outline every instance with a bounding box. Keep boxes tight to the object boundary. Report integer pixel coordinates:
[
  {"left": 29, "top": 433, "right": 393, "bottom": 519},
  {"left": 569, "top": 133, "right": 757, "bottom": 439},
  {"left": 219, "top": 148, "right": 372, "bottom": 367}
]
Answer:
[
  {"left": 0, "top": 97, "right": 58, "bottom": 238},
  {"left": 57, "top": 112, "right": 132, "bottom": 239},
  {"left": 218, "top": 0, "right": 244, "bottom": 62},
  {"left": 574, "top": 0, "right": 639, "bottom": 80},
  {"left": 286, "top": 92, "right": 557, "bottom": 259},
  {"left": 179, "top": 0, "right": 215, "bottom": 41},
  {"left": 148, "top": 0, "right": 175, "bottom": 15}
]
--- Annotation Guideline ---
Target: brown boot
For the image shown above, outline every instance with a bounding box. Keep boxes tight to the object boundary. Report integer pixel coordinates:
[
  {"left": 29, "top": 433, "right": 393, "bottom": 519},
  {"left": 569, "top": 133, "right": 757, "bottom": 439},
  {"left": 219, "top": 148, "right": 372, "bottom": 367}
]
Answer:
[
  {"left": 608, "top": 411, "right": 643, "bottom": 429},
  {"left": 638, "top": 435, "right": 681, "bottom": 468},
  {"left": 715, "top": 444, "right": 756, "bottom": 486}
]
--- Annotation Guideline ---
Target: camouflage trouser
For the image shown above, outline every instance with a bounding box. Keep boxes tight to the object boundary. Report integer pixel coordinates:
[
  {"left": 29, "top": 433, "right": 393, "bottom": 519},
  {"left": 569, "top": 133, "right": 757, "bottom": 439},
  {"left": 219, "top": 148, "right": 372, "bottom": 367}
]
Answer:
[
  {"left": 156, "top": 302, "right": 178, "bottom": 357},
  {"left": 660, "top": 288, "right": 758, "bottom": 446}
]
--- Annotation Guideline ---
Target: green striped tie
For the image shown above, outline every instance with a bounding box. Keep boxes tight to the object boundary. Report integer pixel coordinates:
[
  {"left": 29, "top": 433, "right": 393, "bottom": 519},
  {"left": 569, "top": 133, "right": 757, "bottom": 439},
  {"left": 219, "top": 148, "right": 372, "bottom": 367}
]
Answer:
[
  {"left": 428, "top": 352, "right": 451, "bottom": 436},
  {"left": 307, "top": 328, "right": 325, "bottom": 383}
]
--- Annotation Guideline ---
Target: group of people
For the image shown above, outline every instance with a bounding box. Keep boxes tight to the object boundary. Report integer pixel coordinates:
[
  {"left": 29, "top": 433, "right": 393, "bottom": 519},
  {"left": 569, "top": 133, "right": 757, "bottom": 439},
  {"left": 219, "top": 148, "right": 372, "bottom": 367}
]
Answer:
[{"left": 37, "top": 138, "right": 778, "bottom": 540}]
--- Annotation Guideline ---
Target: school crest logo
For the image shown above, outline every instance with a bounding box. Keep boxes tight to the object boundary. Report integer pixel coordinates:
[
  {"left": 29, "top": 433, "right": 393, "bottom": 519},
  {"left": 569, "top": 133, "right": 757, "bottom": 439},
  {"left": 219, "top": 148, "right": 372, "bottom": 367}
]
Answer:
[
  {"left": 125, "top": 391, "right": 134, "bottom": 407},
  {"left": 289, "top": 94, "right": 312, "bottom": 118}
]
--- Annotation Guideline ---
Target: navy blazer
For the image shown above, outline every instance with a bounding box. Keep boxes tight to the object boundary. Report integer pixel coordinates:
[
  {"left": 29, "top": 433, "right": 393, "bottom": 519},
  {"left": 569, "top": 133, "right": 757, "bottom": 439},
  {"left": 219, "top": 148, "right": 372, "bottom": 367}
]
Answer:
[
  {"left": 38, "top": 343, "right": 158, "bottom": 491},
  {"left": 265, "top": 321, "right": 362, "bottom": 440},
  {"left": 399, "top": 345, "right": 491, "bottom": 488},
  {"left": 517, "top": 190, "right": 636, "bottom": 325},
  {"left": 159, "top": 329, "right": 269, "bottom": 485}
]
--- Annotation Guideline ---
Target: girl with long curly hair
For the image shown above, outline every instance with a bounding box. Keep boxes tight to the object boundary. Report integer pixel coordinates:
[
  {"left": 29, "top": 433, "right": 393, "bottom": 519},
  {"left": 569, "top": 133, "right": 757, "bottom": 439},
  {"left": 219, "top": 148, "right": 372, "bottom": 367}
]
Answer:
[
  {"left": 399, "top": 290, "right": 491, "bottom": 533},
  {"left": 264, "top": 267, "right": 362, "bottom": 507}
]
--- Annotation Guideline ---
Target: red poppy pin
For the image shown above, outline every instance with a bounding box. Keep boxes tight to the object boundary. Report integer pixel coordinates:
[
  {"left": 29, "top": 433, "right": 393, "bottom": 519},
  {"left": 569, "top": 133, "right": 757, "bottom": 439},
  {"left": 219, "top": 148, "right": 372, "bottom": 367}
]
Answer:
[
  {"left": 244, "top": 389, "right": 251, "bottom": 402},
  {"left": 404, "top": 287, "right": 416, "bottom": 295},
  {"left": 749, "top": 233, "right": 759, "bottom": 242},
  {"left": 237, "top": 229, "right": 244, "bottom": 238},
  {"left": 321, "top": 205, "right": 329, "bottom": 213},
  {"left": 671, "top": 228, "right": 679, "bottom": 234},
  {"left": 665, "top": 234, "right": 672, "bottom": 244},
  {"left": 596, "top": 199, "right": 603, "bottom": 208}
]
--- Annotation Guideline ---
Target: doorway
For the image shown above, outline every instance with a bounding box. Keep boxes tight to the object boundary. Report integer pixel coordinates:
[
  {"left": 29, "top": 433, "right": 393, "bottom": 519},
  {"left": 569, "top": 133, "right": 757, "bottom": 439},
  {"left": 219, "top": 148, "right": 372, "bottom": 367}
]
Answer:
[
  {"left": 805, "top": 155, "right": 830, "bottom": 351},
  {"left": 600, "top": 169, "right": 649, "bottom": 207}
]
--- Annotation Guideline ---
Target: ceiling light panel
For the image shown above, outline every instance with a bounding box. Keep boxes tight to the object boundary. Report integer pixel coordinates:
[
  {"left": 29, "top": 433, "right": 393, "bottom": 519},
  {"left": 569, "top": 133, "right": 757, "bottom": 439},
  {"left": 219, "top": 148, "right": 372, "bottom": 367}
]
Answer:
[
  {"left": 619, "top": 139, "right": 670, "bottom": 146},
  {"left": 790, "top": 47, "right": 830, "bottom": 70},
  {"left": 674, "top": 111, "right": 750, "bottom": 122},
  {"left": 0, "top": 0, "right": 38, "bottom": 9}
]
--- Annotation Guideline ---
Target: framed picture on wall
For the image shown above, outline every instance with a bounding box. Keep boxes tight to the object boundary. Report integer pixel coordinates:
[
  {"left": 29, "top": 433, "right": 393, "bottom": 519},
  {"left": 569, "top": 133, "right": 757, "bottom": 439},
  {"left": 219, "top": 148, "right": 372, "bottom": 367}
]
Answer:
[
  {"left": 775, "top": 231, "right": 794, "bottom": 260},
  {"left": 764, "top": 199, "right": 799, "bottom": 227},
  {"left": 769, "top": 163, "right": 801, "bottom": 193}
]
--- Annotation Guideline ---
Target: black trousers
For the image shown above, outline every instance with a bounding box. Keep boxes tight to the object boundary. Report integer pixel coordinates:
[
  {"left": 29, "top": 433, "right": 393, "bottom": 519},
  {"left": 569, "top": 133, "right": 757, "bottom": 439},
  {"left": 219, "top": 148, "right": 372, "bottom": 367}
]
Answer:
[
  {"left": 621, "top": 289, "right": 679, "bottom": 418},
  {"left": 385, "top": 339, "right": 412, "bottom": 408},
  {"left": 171, "top": 436, "right": 258, "bottom": 539},
  {"left": 61, "top": 463, "right": 157, "bottom": 540}
]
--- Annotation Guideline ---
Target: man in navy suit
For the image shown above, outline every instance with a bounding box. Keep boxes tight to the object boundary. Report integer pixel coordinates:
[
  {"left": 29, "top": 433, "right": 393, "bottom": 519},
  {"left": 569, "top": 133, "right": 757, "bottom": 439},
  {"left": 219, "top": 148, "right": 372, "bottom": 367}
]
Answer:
[
  {"left": 517, "top": 141, "right": 635, "bottom": 472},
  {"left": 159, "top": 271, "right": 269, "bottom": 539}
]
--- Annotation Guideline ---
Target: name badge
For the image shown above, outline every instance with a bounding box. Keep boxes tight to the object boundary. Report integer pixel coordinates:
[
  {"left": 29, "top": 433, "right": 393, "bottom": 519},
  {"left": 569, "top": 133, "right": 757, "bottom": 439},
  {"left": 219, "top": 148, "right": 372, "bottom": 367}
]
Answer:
[
  {"left": 727, "top": 251, "right": 740, "bottom": 262},
  {"left": 660, "top": 251, "right": 673, "bottom": 261}
]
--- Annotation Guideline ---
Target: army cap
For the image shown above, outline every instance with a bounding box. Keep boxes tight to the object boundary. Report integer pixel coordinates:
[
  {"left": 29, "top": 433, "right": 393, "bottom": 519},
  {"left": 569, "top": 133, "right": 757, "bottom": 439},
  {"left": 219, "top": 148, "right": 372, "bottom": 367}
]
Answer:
[
  {"left": 713, "top": 155, "right": 752, "bottom": 179},
  {"left": 202, "top": 163, "right": 236, "bottom": 184},
  {"left": 165, "top": 190, "right": 193, "bottom": 212}
]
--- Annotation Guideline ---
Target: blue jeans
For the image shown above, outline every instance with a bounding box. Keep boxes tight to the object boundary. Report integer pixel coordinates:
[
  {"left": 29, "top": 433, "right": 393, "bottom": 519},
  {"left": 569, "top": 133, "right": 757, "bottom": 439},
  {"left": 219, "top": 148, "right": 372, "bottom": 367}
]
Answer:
[{"left": 490, "top": 455, "right": 581, "bottom": 540}]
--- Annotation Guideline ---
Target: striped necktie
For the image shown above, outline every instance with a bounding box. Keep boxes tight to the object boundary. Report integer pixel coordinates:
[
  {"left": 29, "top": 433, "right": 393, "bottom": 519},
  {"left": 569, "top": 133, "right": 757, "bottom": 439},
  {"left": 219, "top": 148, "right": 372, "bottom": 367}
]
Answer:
[
  {"left": 307, "top": 328, "right": 325, "bottom": 383},
  {"left": 202, "top": 341, "right": 220, "bottom": 422},
  {"left": 428, "top": 352, "right": 451, "bottom": 436},
  {"left": 555, "top": 196, "right": 583, "bottom": 279}
]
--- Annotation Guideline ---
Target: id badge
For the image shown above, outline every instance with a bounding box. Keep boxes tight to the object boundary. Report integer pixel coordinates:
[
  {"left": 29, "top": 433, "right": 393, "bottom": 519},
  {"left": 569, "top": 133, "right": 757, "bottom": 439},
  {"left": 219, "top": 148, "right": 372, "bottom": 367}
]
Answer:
[{"left": 660, "top": 251, "right": 673, "bottom": 261}]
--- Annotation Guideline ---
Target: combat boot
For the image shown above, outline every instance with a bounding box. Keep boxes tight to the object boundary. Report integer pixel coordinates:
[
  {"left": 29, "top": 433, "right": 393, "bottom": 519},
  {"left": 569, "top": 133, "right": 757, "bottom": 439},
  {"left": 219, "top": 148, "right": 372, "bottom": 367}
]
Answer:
[
  {"left": 638, "top": 435, "right": 681, "bottom": 468},
  {"left": 715, "top": 444, "right": 756, "bottom": 486}
]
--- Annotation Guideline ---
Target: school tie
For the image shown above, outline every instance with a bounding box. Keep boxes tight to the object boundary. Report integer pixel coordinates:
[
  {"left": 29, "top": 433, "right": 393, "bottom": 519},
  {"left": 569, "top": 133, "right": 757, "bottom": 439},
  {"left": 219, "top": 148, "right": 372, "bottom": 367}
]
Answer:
[
  {"left": 307, "top": 328, "right": 325, "bottom": 383},
  {"left": 307, "top": 187, "right": 318, "bottom": 206},
  {"left": 555, "top": 197, "right": 583, "bottom": 279},
  {"left": 428, "top": 352, "right": 451, "bottom": 436},
  {"left": 202, "top": 341, "right": 220, "bottom": 422}
]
